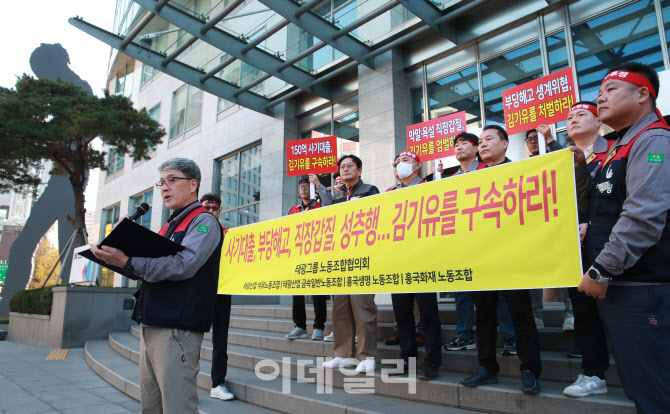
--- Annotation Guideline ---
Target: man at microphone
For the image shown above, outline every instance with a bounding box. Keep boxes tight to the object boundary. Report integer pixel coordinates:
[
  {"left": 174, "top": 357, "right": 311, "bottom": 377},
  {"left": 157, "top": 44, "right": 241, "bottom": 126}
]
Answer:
[{"left": 91, "top": 158, "right": 223, "bottom": 414}]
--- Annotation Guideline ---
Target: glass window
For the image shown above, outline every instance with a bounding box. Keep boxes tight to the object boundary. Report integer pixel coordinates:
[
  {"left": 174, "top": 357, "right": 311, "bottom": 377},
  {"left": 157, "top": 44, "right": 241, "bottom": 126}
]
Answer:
[
  {"left": 217, "top": 145, "right": 261, "bottom": 229},
  {"left": 297, "top": 1, "right": 357, "bottom": 71},
  {"left": 573, "top": 1, "right": 663, "bottom": 103},
  {"left": 106, "top": 148, "right": 125, "bottom": 176},
  {"left": 185, "top": 85, "right": 203, "bottom": 131},
  {"left": 546, "top": 31, "right": 569, "bottom": 73},
  {"left": 114, "top": 63, "right": 135, "bottom": 97},
  {"left": 411, "top": 87, "right": 424, "bottom": 125},
  {"left": 144, "top": 104, "right": 160, "bottom": 154},
  {"left": 100, "top": 204, "right": 120, "bottom": 287},
  {"left": 663, "top": 0, "right": 670, "bottom": 48},
  {"left": 170, "top": 84, "right": 202, "bottom": 139},
  {"left": 481, "top": 42, "right": 543, "bottom": 126},
  {"left": 427, "top": 66, "right": 481, "bottom": 131},
  {"left": 129, "top": 190, "right": 153, "bottom": 229}
]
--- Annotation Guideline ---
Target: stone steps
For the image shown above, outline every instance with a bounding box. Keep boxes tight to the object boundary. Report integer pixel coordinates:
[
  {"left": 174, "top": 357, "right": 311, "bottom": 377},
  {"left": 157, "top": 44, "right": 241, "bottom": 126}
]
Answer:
[
  {"left": 121, "top": 325, "right": 633, "bottom": 414},
  {"left": 224, "top": 313, "right": 580, "bottom": 353},
  {"left": 84, "top": 338, "right": 278, "bottom": 414},
  {"left": 91, "top": 331, "right": 478, "bottom": 414}
]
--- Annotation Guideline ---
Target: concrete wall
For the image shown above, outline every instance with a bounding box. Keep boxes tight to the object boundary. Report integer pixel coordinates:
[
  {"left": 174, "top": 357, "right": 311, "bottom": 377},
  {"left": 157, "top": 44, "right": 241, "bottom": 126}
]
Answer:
[{"left": 8, "top": 287, "right": 136, "bottom": 348}]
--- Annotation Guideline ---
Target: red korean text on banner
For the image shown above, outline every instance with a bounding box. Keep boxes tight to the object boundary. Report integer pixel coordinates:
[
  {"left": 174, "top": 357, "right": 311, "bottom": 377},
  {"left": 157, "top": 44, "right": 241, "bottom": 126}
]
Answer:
[
  {"left": 502, "top": 67, "right": 576, "bottom": 135},
  {"left": 286, "top": 136, "right": 339, "bottom": 176},
  {"left": 406, "top": 111, "right": 466, "bottom": 162}
]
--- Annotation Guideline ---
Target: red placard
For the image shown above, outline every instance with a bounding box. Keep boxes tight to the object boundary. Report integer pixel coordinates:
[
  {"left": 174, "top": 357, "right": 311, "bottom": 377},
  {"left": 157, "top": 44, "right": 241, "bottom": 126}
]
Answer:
[
  {"left": 502, "top": 67, "right": 576, "bottom": 135},
  {"left": 286, "top": 136, "right": 338, "bottom": 176},
  {"left": 406, "top": 111, "right": 466, "bottom": 162}
]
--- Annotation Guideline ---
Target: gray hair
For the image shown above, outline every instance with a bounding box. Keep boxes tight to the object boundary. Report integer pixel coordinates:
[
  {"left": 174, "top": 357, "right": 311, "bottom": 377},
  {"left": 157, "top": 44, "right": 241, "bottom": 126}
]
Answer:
[{"left": 159, "top": 157, "right": 201, "bottom": 193}]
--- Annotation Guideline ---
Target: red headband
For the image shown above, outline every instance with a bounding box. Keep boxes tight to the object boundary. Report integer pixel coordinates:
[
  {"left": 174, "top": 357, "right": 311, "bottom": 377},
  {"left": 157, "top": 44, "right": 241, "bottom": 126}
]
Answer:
[
  {"left": 201, "top": 200, "right": 220, "bottom": 207},
  {"left": 399, "top": 151, "right": 421, "bottom": 163},
  {"left": 603, "top": 71, "right": 657, "bottom": 97},
  {"left": 602, "top": 71, "right": 668, "bottom": 127},
  {"left": 569, "top": 104, "right": 598, "bottom": 118}
]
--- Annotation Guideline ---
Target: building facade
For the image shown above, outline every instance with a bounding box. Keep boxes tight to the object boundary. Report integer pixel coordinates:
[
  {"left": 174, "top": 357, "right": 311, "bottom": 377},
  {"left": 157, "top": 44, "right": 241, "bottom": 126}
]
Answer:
[{"left": 90, "top": 0, "right": 670, "bottom": 287}]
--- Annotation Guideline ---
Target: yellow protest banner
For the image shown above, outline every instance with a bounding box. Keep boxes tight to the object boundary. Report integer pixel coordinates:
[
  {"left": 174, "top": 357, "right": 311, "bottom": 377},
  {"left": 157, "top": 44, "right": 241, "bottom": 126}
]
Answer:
[{"left": 219, "top": 149, "right": 582, "bottom": 295}]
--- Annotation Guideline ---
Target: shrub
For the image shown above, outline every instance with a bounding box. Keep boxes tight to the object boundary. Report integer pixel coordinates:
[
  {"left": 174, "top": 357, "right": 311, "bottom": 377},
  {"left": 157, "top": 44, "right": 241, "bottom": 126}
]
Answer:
[{"left": 9, "top": 286, "right": 62, "bottom": 315}]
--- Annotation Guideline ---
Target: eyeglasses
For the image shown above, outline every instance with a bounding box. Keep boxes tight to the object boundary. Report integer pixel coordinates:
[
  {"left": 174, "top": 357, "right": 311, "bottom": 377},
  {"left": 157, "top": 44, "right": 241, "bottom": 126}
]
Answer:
[
  {"left": 299, "top": 185, "right": 310, "bottom": 189},
  {"left": 203, "top": 205, "right": 220, "bottom": 211},
  {"left": 339, "top": 163, "right": 356, "bottom": 170},
  {"left": 155, "top": 176, "right": 193, "bottom": 188},
  {"left": 525, "top": 137, "right": 538, "bottom": 143}
]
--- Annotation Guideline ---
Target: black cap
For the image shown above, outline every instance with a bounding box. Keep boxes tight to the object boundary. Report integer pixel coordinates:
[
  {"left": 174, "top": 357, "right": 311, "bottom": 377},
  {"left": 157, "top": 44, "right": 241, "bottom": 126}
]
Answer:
[{"left": 455, "top": 132, "right": 479, "bottom": 146}]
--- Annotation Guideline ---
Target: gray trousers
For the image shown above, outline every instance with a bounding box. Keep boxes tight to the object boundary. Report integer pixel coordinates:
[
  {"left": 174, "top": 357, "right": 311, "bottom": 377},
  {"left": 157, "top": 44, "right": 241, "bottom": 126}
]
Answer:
[
  {"left": 140, "top": 326, "right": 204, "bottom": 414},
  {"left": 333, "top": 294, "right": 377, "bottom": 360},
  {"left": 530, "top": 288, "right": 573, "bottom": 321}
]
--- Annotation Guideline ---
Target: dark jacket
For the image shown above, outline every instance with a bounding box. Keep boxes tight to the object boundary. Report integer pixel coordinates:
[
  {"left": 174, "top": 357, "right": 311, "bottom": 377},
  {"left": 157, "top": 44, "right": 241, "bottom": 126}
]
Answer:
[
  {"left": 586, "top": 113, "right": 670, "bottom": 283},
  {"left": 131, "top": 202, "right": 223, "bottom": 331},
  {"left": 317, "top": 179, "right": 380, "bottom": 206}
]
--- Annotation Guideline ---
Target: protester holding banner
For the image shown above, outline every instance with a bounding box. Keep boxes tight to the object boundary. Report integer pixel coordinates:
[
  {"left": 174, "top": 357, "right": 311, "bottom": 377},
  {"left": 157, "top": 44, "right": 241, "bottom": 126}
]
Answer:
[
  {"left": 524, "top": 129, "right": 575, "bottom": 333},
  {"left": 315, "top": 155, "right": 380, "bottom": 373},
  {"left": 383, "top": 151, "right": 442, "bottom": 380},
  {"left": 384, "top": 154, "right": 425, "bottom": 347},
  {"left": 525, "top": 125, "right": 563, "bottom": 156},
  {"left": 445, "top": 132, "right": 516, "bottom": 355},
  {"left": 461, "top": 126, "right": 543, "bottom": 395},
  {"left": 286, "top": 178, "right": 328, "bottom": 341},
  {"left": 580, "top": 62, "right": 670, "bottom": 412},
  {"left": 200, "top": 193, "right": 235, "bottom": 402},
  {"left": 91, "top": 158, "right": 223, "bottom": 413},
  {"left": 540, "top": 102, "right": 612, "bottom": 399}
]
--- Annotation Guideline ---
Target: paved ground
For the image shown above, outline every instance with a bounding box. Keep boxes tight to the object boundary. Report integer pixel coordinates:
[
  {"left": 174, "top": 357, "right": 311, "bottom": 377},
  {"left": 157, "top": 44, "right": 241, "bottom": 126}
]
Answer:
[{"left": 0, "top": 340, "right": 140, "bottom": 414}]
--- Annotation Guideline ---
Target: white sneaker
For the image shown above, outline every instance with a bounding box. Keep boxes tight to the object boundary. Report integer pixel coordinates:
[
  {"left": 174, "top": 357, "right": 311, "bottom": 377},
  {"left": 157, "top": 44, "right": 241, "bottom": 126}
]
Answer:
[
  {"left": 356, "top": 359, "right": 375, "bottom": 373},
  {"left": 563, "top": 374, "right": 607, "bottom": 397},
  {"left": 312, "top": 329, "right": 324, "bottom": 340},
  {"left": 210, "top": 384, "right": 234, "bottom": 400},
  {"left": 534, "top": 318, "right": 545, "bottom": 329},
  {"left": 322, "top": 357, "right": 344, "bottom": 369},
  {"left": 286, "top": 327, "right": 308, "bottom": 340},
  {"left": 324, "top": 332, "right": 333, "bottom": 342},
  {"left": 563, "top": 316, "right": 575, "bottom": 332}
]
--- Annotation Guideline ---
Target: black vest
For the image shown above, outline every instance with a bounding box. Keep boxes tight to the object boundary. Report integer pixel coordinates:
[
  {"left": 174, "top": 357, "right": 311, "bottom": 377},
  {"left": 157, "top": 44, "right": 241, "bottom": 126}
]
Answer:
[
  {"left": 132, "top": 206, "right": 223, "bottom": 331},
  {"left": 585, "top": 121, "right": 670, "bottom": 283}
]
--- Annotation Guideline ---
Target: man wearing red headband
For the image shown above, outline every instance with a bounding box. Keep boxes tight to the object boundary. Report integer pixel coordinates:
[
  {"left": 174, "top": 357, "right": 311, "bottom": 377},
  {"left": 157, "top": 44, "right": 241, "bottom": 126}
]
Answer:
[
  {"left": 580, "top": 62, "right": 670, "bottom": 412},
  {"left": 384, "top": 154, "right": 425, "bottom": 348},
  {"left": 557, "top": 102, "right": 613, "bottom": 399},
  {"left": 200, "top": 193, "right": 234, "bottom": 402},
  {"left": 384, "top": 152, "right": 441, "bottom": 380},
  {"left": 285, "top": 178, "right": 327, "bottom": 342}
]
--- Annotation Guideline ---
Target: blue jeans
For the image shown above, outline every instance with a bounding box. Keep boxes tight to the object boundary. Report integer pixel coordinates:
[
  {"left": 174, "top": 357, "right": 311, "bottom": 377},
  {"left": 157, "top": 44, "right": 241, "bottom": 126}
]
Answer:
[{"left": 456, "top": 292, "right": 515, "bottom": 340}]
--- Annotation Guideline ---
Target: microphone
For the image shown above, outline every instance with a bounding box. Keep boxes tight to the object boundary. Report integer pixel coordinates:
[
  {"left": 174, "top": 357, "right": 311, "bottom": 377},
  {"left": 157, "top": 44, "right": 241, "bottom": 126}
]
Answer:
[{"left": 129, "top": 203, "right": 150, "bottom": 222}]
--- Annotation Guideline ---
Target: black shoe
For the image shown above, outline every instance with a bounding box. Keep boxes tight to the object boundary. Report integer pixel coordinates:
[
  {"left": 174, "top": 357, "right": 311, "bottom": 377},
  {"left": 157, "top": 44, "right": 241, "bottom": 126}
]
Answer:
[
  {"left": 521, "top": 370, "right": 541, "bottom": 394},
  {"left": 460, "top": 367, "right": 498, "bottom": 387},
  {"left": 418, "top": 364, "right": 439, "bottom": 381},
  {"left": 387, "top": 362, "right": 410, "bottom": 376},
  {"left": 567, "top": 345, "right": 582, "bottom": 358},
  {"left": 501, "top": 337, "right": 517, "bottom": 356}
]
